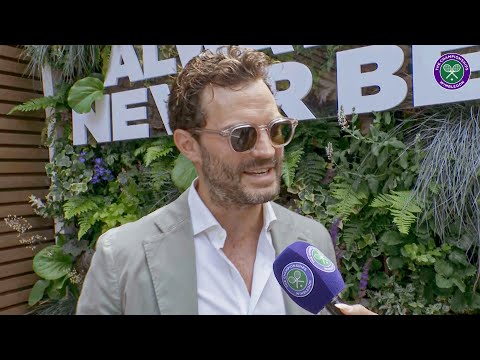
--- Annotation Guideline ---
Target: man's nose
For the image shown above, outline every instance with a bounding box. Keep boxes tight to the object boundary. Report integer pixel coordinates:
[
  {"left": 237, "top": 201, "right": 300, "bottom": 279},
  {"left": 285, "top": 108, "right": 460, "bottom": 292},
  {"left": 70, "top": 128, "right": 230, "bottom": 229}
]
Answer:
[{"left": 251, "top": 129, "right": 276, "bottom": 158}]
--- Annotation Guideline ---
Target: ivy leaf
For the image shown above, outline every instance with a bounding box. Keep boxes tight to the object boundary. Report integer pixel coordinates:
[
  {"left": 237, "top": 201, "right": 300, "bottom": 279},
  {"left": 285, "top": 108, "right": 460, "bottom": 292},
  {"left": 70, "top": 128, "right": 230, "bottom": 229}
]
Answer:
[
  {"left": 33, "top": 245, "right": 73, "bottom": 280},
  {"left": 370, "top": 248, "right": 381, "bottom": 257},
  {"left": 435, "top": 274, "right": 453, "bottom": 288},
  {"left": 171, "top": 154, "right": 197, "bottom": 192},
  {"left": 386, "top": 256, "right": 404, "bottom": 270},
  {"left": 67, "top": 77, "right": 105, "bottom": 114},
  {"left": 28, "top": 279, "right": 51, "bottom": 306}
]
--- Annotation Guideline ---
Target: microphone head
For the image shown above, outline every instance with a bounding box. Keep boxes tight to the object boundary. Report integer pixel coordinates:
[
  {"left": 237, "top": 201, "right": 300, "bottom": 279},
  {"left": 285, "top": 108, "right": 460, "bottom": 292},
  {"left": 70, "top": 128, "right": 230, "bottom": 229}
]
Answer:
[{"left": 273, "top": 241, "right": 345, "bottom": 314}]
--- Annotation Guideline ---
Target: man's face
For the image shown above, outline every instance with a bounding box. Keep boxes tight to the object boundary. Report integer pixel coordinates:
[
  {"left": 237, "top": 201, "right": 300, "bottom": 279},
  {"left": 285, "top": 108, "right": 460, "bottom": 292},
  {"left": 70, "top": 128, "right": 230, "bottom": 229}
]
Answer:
[{"left": 196, "top": 79, "right": 284, "bottom": 207}]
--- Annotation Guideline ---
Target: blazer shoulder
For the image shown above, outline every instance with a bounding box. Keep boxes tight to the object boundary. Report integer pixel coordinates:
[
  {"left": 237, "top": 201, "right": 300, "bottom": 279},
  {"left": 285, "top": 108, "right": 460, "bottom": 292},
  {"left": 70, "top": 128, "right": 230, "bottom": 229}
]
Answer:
[{"left": 271, "top": 202, "right": 329, "bottom": 233}]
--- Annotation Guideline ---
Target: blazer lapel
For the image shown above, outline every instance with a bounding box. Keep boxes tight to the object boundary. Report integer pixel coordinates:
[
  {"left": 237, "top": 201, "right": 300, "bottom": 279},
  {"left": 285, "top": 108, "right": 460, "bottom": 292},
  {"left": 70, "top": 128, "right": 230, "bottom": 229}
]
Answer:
[
  {"left": 142, "top": 191, "right": 199, "bottom": 315},
  {"left": 270, "top": 205, "right": 314, "bottom": 316}
]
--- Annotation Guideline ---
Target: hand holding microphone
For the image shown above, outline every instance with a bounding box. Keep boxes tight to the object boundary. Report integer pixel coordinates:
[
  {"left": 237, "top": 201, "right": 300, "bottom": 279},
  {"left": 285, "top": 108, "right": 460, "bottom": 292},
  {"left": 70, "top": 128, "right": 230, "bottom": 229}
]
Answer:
[{"left": 273, "top": 241, "right": 376, "bottom": 315}]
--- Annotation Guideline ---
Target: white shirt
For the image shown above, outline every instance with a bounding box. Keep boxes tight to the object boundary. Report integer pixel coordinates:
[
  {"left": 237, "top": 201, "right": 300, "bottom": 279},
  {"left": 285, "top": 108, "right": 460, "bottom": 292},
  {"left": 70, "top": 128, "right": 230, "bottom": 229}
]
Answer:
[{"left": 188, "top": 180, "right": 286, "bottom": 315}]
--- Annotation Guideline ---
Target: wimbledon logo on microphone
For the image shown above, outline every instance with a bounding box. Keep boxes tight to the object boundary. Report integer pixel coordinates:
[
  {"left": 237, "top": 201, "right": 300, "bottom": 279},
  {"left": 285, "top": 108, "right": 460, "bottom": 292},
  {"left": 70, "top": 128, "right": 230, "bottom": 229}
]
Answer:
[
  {"left": 306, "top": 246, "right": 336, "bottom": 272},
  {"left": 282, "top": 262, "right": 314, "bottom": 297}
]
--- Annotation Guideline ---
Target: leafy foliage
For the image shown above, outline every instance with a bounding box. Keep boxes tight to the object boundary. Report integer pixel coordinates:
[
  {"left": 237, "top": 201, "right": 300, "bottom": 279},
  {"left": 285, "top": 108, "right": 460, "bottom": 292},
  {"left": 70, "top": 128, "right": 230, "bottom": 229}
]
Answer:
[{"left": 370, "top": 191, "right": 422, "bottom": 234}]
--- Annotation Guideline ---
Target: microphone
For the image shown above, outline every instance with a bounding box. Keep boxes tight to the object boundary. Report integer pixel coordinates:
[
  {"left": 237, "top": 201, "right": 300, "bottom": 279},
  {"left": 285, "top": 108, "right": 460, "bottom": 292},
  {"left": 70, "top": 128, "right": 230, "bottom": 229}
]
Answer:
[{"left": 273, "top": 240, "right": 346, "bottom": 315}]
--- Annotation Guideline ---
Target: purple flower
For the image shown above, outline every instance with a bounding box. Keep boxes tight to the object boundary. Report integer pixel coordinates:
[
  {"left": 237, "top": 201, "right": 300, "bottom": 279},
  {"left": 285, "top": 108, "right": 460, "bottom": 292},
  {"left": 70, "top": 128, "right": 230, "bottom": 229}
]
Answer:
[
  {"left": 89, "top": 157, "right": 114, "bottom": 184},
  {"left": 358, "top": 257, "right": 373, "bottom": 299},
  {"left": 78, "top": 151, "right": 87, "bottom": 163}
]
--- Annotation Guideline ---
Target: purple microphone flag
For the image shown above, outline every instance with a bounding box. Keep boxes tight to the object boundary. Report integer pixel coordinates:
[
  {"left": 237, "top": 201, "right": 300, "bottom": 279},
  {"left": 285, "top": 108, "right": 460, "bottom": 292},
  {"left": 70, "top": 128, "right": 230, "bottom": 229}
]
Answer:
[{"left": 273, "top": 241, "right": 345, "bottom": 314}]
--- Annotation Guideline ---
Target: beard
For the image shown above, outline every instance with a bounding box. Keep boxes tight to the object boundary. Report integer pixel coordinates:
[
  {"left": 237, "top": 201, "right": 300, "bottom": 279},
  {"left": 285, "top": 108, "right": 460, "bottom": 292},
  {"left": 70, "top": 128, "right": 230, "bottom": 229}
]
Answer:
[{"left": 199, "top": 145, "right": 282, "bottom": 208}]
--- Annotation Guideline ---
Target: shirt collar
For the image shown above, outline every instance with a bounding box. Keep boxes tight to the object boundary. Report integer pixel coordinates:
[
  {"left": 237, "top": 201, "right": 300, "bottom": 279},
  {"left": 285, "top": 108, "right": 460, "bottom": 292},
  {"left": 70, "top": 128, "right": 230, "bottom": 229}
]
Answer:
[{"left": 187, "top": 178, "right": 278, "bottom": 245}]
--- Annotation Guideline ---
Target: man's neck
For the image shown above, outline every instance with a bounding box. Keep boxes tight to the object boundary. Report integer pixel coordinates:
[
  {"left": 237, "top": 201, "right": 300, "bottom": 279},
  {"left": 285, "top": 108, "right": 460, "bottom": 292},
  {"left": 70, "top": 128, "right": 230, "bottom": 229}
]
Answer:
[{"left": 196, "top": 183, "right": 264, "bottom": 241}]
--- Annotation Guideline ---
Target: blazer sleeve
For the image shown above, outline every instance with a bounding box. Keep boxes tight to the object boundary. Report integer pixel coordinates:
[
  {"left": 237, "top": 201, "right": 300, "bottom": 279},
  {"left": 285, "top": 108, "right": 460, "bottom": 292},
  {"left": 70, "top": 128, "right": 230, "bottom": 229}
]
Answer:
[{"left": 76, "top": 231, "right": 122, "bottom": 315}]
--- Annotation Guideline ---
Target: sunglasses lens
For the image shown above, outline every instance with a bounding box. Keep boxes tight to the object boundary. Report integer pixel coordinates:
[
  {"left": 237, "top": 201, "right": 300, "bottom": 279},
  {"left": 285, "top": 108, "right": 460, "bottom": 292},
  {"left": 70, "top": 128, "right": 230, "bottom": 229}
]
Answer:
[
  {"left": 231, "top": 126, "right": 257, "bottom": 152},
  {"left": 270, "top": 120, "right": 294, "bottom": 146}
]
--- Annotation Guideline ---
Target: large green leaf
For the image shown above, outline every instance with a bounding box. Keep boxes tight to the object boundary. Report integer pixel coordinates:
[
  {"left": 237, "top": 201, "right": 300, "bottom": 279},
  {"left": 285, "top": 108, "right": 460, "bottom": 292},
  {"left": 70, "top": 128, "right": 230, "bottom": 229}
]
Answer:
[
  {"left": 435, "top": 274, "right": 453, "bottom": 289},
  {"left": 434, "top": 259, "right": 454, "bottom": 278},
  {"left": 33, "top": 245, "right": 73, "bottom": 280},
  {"left": 67, "top": 77, "right": 105, "bottom": 114},
  {"left": 28, "top": 279, "right": 50, "bottom": 306},
  {"left": 171, "top": 154, "right": 197, "bottom": 192}
]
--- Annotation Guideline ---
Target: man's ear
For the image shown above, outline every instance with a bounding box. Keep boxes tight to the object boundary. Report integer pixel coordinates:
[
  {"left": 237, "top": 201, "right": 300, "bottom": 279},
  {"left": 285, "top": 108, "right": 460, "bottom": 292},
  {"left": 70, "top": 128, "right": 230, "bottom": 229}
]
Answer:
[{"left": 173, "top": 129, "right": 202, "bottom": 164}]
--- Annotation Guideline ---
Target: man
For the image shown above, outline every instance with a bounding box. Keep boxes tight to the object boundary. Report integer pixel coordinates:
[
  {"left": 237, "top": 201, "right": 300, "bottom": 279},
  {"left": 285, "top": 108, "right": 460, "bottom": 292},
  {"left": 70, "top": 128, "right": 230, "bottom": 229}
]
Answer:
[{"left": 76, "top": 46, "right": 374, "bottom": 315}]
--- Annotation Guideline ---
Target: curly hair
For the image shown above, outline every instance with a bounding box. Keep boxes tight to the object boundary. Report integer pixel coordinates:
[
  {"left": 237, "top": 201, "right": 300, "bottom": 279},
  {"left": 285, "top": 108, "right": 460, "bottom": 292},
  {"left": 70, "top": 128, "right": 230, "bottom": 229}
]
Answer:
[{"left": 168, "top": 46, "right": 274, "bottom": 132}]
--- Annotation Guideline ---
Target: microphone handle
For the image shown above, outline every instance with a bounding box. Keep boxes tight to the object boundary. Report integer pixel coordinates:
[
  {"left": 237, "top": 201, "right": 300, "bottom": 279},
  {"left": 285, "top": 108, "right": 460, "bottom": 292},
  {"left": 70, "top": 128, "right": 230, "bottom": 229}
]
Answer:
[{"left": 324, "top": 296, "right": 346, "bottom": 315}]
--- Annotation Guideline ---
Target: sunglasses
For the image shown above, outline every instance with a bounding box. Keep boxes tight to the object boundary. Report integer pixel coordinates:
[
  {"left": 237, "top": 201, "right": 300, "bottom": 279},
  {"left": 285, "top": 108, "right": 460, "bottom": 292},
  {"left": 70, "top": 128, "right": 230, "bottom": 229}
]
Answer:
[{"left": 191, "top": 117, "right": 298, "bottom": 153}]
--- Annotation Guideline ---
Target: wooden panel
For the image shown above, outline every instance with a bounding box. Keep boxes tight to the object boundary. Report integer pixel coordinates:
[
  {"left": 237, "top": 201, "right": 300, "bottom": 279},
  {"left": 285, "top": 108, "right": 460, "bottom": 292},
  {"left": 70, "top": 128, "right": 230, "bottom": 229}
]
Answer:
[
  {"left": 0, "top": 59, "right": 29, "bottom": 76},
  {"left": 0, "top": 161, "right": 47, "bottom": 174},
  {"left": 0, "top": 73, "right": 42, "bottom": 92},
  {"left": 0, "top": 216, "right": 52, "bottom": 234},
  {"left": 0, "top": 203, "right": 36, "bottom": 218},
  {"left": 0, "top": 133, "right": 42, "bottom": 146},
  {"left": 0, "top": 189, "right": 48, "bottom": 204},
  {"left": 0, "top": 175, "right": 50, "bottom": 188},
  {"left": 0, "top": 241, "right": 53, "bottom": 264},
  {"left": 0, "top": 89, "right": 41, "bottom": 103},
  {"left": 0, "top": 229, "right": 54, "bottom": 249},
  {"left": 0, "top": 259, "right": 33, "bottom": 278},
  {"left": 0, "top": 272, "right": 37, "bottom": 293},
  {"left": 0, "top": 103, "right": 45, "bottom": 118},
  {"left": 0, "top": 288, "right": 30, "bottom": 308},
  {"left": 0, "top": 46, "right": 23, "bottom": 59},
  {"left": 0, "top": 147, "right": 49, "bottom": 160},
  {"left": 0, "top": 302, "right": 30, "bottom": 315},
  {"left": 0, "top": 118, "right": 44, "bottom": 132}
]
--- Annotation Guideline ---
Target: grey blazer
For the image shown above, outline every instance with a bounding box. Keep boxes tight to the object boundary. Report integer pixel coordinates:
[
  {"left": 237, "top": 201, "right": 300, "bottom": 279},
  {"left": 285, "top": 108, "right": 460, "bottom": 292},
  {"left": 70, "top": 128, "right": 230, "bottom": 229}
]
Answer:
[{"left": 76, "top": 190, "right": 336, "bottom": 315}]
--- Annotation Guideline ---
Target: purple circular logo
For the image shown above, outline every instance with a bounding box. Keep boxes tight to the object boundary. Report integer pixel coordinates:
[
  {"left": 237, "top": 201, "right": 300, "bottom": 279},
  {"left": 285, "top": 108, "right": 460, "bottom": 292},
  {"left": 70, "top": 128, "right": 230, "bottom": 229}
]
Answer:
[
  {"left": 281, "top": 262, "right": 314, "bottom": 297},
  {"left": 306, "top": 245, "right": 336, "bottom": 273},
  {"left": 434, "top": 53, "right": 470, "bottom": 90}
]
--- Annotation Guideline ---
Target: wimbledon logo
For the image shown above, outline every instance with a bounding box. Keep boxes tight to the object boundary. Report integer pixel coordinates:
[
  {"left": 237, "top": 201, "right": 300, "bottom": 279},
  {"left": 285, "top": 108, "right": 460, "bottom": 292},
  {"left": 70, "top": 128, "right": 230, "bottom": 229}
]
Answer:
[
  {"left": 282, "top": 262, "right": 314, "bottom": 297},
  {"left": 306, "top": 245, "right": 336, "bottom": 273},
  {"left": 434, "top": 53, "right": 471, "bottom": 90}
]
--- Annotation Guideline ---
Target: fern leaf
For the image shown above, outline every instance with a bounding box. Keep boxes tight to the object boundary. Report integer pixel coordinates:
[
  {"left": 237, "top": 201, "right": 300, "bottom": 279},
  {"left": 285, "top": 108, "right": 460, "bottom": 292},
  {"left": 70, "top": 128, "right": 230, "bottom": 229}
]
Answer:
[
  {"left": 329, "top": 181, "right": 368, "bottom": 222},
  {"left": 391, "top": 209, "right": 417, "bottom": 235},
  {"left": 101, "top": 46, "right": 112, "bottom": 80},
  {"left": 63, "top": 197, "right": 100, "bottom": 220},
  {"left": 282, "top": 146, "right": 304, "bottom": 187},
  {"left": 390, "top": 191, "right": 422, "bottom": 213},
  {"left": 145, "top": 146, "right": 174, "bottom": 166},
  {"left": 295, "top": 152, "right": 326, "bottom": 189},
  {"left": 370, "top": 190, "right": 421, "bottom": 234},
  {"left": 8, "top": 96, "right": 60, "bottom": 114},
  {"left": 370, "top": 194, "right": 391, "bottom": 208},
  {"left": 77, "top": 213, "right": 96, "bottom": 240}
]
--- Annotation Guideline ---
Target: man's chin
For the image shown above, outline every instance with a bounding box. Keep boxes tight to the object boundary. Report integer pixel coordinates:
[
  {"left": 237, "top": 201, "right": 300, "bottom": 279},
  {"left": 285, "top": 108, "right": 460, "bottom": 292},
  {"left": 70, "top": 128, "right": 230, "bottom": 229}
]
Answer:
[{"left": 242, "top": 185, "right": 280, "bottom": 204}]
